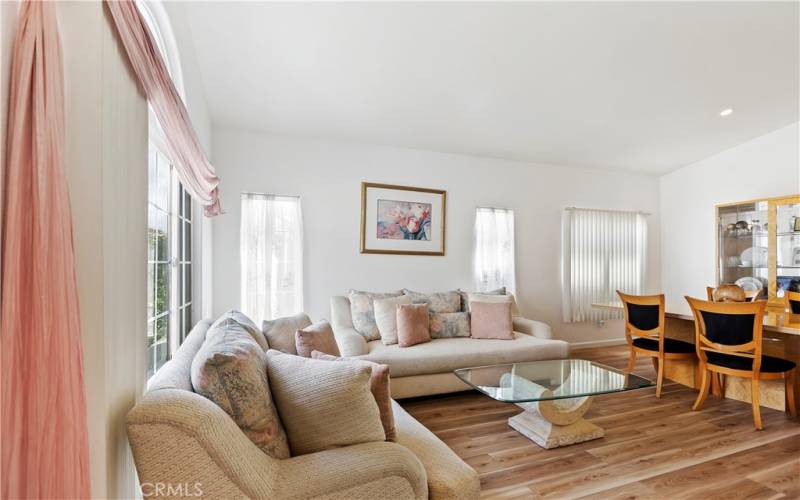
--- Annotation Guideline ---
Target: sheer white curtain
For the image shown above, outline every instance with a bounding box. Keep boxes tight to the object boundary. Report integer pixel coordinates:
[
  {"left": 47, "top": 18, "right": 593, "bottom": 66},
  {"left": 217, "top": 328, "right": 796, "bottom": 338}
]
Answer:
[
  {"left": 473, "top": 207, "right": 516, "bottom": 294},
  {"left": 561, "top": 208, "right": 647, "bottom": 322},
  {"left": 240, "top": 194, "right": 304, "bottom": 324}
]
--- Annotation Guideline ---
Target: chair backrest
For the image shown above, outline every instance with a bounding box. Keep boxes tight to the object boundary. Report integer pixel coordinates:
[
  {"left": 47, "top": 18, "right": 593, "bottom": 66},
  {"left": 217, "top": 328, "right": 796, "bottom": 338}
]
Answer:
[
  {"left": 786, "top": 290, "right": 800, "bottom": 314},
  {"left": 706, "top": 287, "right": 715, "bottom": 301},
  {"left": 685, "top": 297, "right": 765, "bottom": 372},
  {"left": 617, "top": 291, "right": 665, "bottom": 345}
]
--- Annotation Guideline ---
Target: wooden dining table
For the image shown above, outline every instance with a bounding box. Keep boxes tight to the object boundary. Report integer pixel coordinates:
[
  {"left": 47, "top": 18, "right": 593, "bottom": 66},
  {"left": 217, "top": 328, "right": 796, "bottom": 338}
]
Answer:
[{"left": 592, "top": 302, "right": 800, "bottom": 411}]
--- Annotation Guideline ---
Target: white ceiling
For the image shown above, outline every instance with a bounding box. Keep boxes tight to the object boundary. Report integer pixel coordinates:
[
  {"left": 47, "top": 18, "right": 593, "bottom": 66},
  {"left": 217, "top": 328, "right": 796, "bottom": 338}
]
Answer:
[{"left": 181, "top": 1, "right": 799, "bottom": 175}]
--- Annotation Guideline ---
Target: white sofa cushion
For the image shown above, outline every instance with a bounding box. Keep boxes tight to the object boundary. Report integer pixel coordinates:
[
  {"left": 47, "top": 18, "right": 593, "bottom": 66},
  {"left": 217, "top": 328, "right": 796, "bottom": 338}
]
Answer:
[
  {"left": 262, "top": 312, "right": 312, "bottom": 355},
  {"left": 357, "top": 333, "right": 569, "bottom": 378},
  {"left": 374, "top": 295, "right": 413, "bottom": 345}
]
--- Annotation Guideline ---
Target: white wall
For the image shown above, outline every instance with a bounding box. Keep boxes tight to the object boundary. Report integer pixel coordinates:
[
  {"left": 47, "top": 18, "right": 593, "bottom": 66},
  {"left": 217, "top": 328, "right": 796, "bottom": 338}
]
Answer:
[
  {"left": 59, "top": 2, "right": 148, "bottom": 498},
  {"left": 660, "top": 122, "right": 800, "bottom": 312},
  {"left": 211, "top": 128, "right": 662, "bottom": 344}
]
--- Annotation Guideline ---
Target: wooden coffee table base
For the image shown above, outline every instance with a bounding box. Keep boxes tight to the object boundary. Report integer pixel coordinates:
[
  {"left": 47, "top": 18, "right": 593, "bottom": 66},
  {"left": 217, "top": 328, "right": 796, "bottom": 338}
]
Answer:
[{"left": 507, "top": 395, "right": 604, "bottom": 449}]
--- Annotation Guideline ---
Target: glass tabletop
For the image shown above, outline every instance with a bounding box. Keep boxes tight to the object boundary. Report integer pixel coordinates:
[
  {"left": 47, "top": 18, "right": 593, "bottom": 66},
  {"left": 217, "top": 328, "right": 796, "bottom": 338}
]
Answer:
[{"left": 454, "top": 359, "right": 653, "bottom": 403}]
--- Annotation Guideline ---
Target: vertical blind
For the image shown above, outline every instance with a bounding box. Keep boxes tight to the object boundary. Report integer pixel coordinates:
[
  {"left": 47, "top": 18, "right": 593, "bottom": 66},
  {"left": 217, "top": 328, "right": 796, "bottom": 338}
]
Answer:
[
  {"left": 474, "top": 207, "right": 516, "bottom": 294},
  {"left": 561, "top": 208, "right": 647, "bottom": 322},
  {"left": 240, "top": 194, "right": 304, "bottom": 324}
]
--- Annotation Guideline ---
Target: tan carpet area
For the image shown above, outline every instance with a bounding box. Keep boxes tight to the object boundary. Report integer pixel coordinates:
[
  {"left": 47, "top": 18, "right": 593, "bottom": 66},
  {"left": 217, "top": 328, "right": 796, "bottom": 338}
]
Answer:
[{"left": 400, "top": 345, "right": 800, "bottom": 499}]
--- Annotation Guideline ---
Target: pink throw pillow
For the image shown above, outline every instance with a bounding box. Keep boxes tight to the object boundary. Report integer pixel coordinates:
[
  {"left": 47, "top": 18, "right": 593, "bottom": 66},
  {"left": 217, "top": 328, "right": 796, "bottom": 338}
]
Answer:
[
  {"left": 470, "top": 301, "right": 514, "bottom": 340},
  {"left": 311, "top": 351, "right": 396, "bottom": 441},
  {"left": 295, "top": 320, "right": 341, "bottom": 358},
  {"left": 396, "top": 303, "right": 431, "bottom": 347}
]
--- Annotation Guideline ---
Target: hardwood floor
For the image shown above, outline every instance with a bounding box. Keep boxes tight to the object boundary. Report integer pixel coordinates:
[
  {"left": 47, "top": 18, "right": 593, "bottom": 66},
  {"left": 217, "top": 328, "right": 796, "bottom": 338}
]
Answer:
[{"left": 400, "top": 345, "right": 800, "bottom": 499}]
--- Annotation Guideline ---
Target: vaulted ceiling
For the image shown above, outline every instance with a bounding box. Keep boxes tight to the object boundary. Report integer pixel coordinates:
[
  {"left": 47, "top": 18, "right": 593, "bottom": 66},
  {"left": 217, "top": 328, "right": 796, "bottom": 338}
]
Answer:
[{"left": 179, "top": 1, "right": 799, "bottom": 174}]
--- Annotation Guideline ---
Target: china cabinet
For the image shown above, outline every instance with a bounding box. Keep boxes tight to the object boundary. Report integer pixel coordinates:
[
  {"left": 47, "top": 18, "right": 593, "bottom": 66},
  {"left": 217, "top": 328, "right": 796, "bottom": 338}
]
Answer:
[{"left": 716, "top": 194, "right": 800, "bottom": 306}]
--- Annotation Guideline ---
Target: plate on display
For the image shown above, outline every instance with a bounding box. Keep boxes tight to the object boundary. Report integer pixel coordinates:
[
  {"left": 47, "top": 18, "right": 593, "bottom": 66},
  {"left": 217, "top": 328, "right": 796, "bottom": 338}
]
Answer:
[
  {"left": 740, "top": 246, "right": 768, "bottom": 267},
  {"left": 735, "top": 277, "right": 763, "bottom": 293}
]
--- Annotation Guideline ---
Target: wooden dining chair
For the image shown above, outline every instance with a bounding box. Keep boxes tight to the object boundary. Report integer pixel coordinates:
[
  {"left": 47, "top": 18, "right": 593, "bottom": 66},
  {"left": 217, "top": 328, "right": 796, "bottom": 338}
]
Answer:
[
  {"left": 617, "top": 291, "right": 695, "bottom": 397},
  {"left": 786, "top": 290, "right": 800, "bottom": 313},
  {"left": 685, "top": 297, "right": 797, "bottom": 430}
]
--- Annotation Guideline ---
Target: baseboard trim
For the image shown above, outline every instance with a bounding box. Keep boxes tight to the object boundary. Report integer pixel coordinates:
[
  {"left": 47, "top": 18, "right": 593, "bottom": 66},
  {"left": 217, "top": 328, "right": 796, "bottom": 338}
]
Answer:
[{"left": 569, "top": 338, "right": 627, "bottom": 348}]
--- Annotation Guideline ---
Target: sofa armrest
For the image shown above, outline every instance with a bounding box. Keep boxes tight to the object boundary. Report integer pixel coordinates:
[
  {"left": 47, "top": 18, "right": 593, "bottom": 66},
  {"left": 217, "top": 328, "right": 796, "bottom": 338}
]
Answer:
[
  {"left": 332, "top": 325, "right": 369, "bottom": 356},
  {"left": 127, "top": 389, "right": 280, "bottom": 499},
  {"left": 513, "top": 316, "right": 553, "bottom": 339},
  {"left": 276, "top": 441, "right": 428, "bottom": 500}
]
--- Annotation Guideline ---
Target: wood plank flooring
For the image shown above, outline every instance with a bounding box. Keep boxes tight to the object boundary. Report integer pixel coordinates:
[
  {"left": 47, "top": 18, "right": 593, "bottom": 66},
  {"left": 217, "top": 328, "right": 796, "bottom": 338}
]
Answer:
[{"left": 399, "top": 345, "right": 800, "bottom": 499}]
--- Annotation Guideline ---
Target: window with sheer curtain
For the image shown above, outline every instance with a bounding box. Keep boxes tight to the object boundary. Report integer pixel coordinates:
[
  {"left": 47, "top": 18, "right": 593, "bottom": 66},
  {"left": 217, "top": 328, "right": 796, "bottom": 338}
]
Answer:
[
  {"left": 561, "top": 208, "right": 648, "bottom": 322},
  {"left": 240, "top": 194, "right": 304, "bottom": 324},
  {"left": 473, "top": 207, "right": 516, "bottom": 294}
]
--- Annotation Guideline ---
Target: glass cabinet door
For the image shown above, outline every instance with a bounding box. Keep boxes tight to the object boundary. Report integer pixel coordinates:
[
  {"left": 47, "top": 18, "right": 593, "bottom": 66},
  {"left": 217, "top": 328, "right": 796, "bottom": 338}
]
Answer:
[
  {"left": 771, "top": 196, "right": 800, "bottom": 302},
  {"left": 717, "top": 200, "right": 770, "bottom": 299}
]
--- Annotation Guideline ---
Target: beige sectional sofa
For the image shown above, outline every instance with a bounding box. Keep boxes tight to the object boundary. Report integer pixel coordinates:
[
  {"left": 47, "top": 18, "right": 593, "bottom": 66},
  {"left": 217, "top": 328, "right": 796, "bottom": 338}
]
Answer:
[
  {"left": 127, "top": 320, "right": 480, "bottom": 500},
  {"left": 331, "top": 295, "right": 570, "bottom": 399}
]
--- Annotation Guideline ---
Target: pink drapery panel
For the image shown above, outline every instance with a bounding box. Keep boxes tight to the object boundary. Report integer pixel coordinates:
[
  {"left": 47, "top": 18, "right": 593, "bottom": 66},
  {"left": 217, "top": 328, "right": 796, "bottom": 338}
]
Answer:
[
  {"left": 1, "top": 2, "right": 91, "bottom": 499},
  {"left": 106, "top": 0, "right": 222, "bottom": 216}
]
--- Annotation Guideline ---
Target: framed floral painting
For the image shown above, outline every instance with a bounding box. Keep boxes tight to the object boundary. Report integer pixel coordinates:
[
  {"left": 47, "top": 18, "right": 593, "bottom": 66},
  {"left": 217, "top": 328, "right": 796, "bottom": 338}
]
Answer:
[{"left": 360, "top": 182, "right": 446, "bottom": 256}]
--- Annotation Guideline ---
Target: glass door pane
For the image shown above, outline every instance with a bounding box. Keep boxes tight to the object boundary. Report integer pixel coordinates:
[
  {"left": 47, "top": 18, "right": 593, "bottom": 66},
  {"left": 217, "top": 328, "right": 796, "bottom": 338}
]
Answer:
[
  {"left": 775, "top": 201, "right": 800, "bottom": 298},
  {"left": 718, "top": 201, "right": 769, "bottom": 299}
]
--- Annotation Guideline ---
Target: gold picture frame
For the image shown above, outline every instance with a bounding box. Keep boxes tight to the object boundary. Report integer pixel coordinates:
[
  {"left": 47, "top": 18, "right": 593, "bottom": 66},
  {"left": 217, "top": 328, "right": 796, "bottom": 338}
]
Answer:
[{"left": 360, "top": 182, "right": 446, "bottom": 256}]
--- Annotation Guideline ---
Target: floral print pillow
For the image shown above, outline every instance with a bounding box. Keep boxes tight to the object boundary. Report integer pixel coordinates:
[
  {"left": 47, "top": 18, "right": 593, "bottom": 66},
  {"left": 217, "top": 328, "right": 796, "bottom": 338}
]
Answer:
[
  {"left": 191, "top": 322, "right": 290, "bottom": 459},
  {"left": 430, "top": 312, "right": 471, "bottom": 338},
  {"left": 402, "top": 289, "right": 461, "bottom": 314},
  {"left": 349, "top": 290, "right": 403, "bottom": 341}
]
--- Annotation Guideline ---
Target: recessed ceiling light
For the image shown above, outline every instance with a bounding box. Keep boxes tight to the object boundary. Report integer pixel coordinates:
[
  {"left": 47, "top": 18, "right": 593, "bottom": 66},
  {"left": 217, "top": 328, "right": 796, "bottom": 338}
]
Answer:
[{"left": 719, "top": 108, "right": 734, "bottom": 117}]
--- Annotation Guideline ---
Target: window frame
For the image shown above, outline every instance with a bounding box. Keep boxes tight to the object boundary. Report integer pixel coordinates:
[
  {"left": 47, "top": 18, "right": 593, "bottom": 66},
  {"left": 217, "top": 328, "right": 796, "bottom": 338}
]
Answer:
[
  {"left": 147, "top": 145, "right": 194, "bottom": 380},
  {"left": 140, "top": 0, "right": 197, "bottom": 381}
]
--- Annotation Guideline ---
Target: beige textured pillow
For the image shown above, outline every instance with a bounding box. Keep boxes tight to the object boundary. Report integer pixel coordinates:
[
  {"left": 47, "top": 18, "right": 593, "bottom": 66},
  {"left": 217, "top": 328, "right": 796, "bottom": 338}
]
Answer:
[
  {"left": 373, "top": 295, "right": 413, "bottom": 345},
  {"left": 266, "top": 350, "right": 385, "bottom": 455},
  {"left": 295, "top": 320, "right": 340, "bottom": 358},
  {"left": 311, "top": 351, "right": 396, "bottom": 441},
  {"left": 191, "top": 323, "right": 290, "bottom": 459},
  {"left": 211, "top": 309, "right": 268, "bottom": 351},
  {"left": 262, "top": 312, "right": 312, "bottom": 355}
]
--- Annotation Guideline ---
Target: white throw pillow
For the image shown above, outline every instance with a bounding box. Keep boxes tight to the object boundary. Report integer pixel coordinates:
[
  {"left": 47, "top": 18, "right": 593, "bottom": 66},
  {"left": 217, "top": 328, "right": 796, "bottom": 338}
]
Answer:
[
  {"left": 266, "top": 350, "right": 386, "bottom": 456},
  {"left": 373, "top": 295, "right": 413, "bottom": 345},
  {"left": 468, "top": 292, "right": 521, "bottom": 316}
]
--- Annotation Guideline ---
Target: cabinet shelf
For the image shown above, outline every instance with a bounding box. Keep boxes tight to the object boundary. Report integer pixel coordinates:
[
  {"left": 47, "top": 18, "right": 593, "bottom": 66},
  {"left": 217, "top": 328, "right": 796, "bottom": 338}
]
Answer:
[{"left": 717, "top": 195, "right": 800, "bottom": 306}]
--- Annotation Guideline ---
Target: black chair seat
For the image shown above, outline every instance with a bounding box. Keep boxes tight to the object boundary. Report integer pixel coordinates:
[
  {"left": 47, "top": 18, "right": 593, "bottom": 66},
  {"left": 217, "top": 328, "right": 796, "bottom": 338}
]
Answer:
[
  {"left": 706, "top": 352, "right": 796, "bottom": 373},
  {"left": 632, "top": 337, "right": 695, "bottom": 354}
]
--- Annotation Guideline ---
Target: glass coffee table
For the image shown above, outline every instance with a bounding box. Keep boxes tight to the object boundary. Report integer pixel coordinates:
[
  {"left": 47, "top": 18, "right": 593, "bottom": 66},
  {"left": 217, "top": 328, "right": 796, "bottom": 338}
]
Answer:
[{"left": 454, "top": 359, "right": 653, "bottom": 449}]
